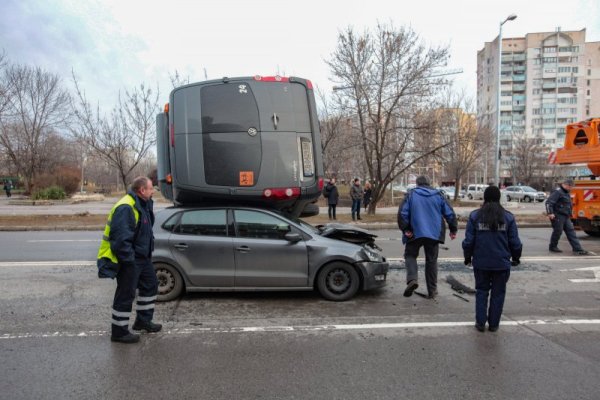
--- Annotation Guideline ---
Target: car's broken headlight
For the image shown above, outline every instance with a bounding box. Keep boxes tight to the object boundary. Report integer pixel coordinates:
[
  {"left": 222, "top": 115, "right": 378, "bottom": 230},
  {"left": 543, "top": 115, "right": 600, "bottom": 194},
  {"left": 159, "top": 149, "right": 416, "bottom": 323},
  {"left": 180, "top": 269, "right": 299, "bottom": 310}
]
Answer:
[{"left": 362, "top": 246, "right": 383, "bottom": 262}]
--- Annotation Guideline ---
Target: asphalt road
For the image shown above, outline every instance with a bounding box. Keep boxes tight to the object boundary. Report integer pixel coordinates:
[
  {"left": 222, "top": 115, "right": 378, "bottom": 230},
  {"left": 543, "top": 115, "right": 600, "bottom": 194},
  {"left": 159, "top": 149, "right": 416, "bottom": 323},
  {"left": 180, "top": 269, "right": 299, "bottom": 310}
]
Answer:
[
  {"left": 1, "top": 226, "right": 599, "bottom": 262},
  {"left": 1, "top": 229, "right": 600, "bottom": 399}
]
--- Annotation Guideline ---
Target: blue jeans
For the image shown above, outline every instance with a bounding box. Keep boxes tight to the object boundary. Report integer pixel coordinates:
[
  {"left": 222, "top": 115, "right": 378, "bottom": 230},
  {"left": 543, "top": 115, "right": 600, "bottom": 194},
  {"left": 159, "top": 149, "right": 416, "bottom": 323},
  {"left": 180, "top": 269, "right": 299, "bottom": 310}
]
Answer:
[
  {"left": 351, "top": 199, "right": 361, "bottom": 219},
  {"left": 550, "top": 214, "right": 583, "bottom": 251},
  {"left": 474, "top": 268, "right": 510, "bottom": 328}
]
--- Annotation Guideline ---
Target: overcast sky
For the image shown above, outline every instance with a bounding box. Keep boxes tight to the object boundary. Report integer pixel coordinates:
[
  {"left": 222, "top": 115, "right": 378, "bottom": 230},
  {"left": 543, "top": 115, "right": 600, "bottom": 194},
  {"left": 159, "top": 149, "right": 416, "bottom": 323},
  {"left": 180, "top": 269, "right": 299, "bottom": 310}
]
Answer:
[{"left": 1, "top": 0, "right": 599, "bottom": 110}]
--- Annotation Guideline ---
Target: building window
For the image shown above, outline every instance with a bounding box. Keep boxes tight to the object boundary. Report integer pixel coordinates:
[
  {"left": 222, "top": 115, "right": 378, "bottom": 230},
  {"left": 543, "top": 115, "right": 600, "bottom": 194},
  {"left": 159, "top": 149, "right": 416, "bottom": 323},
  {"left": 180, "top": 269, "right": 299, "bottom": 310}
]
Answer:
[
  {"left": 573, "top": 67, "right": 578, "bottom": 73},
  {"left": 588, "top": 69, "right": 592, "bottom": 76},
  {"left": 588, "top": 89, "right": 591, "bottom": 95}
]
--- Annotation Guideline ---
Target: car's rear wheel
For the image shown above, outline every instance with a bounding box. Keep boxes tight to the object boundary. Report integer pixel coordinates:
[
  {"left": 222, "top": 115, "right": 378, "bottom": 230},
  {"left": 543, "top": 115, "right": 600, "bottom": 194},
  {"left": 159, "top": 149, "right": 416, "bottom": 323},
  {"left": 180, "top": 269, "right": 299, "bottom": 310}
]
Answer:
[
  {"left": 524, "top": 196, "right": 532, "bottom": 203},
  {"left": 316, "top": 262, "right": 360, "bottom": 301},
  {"left": 154, "top": 263, "right": 184, "bottom": 302}
]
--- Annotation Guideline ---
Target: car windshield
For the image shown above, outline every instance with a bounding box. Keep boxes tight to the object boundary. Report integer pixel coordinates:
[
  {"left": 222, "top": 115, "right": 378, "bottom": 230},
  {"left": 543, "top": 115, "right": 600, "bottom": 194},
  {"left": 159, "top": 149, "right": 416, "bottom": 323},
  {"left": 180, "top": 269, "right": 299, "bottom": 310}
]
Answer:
[
  {"left": 522, "top": 186, "right": 537, "bottom": 192},
  {"left": 272, "top": 210, "right": 319, "bottom": 234}
]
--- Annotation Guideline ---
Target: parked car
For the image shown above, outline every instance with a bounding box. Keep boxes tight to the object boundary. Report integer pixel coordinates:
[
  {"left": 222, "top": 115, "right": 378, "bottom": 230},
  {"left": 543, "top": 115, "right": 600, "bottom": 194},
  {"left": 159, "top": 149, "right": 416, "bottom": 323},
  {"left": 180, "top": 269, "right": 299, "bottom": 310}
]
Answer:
[
  {"left": 466, "top": 184, "right": 489, "bottom": 200},
  {"left": 503, "top": 186, "right": 547, "bottom": 202},
  {"left": 152, "top": 206, "right": 389, "bottom": 302},
  {"left": 439, "top": 186, "right": 465, "bottom": 200}
]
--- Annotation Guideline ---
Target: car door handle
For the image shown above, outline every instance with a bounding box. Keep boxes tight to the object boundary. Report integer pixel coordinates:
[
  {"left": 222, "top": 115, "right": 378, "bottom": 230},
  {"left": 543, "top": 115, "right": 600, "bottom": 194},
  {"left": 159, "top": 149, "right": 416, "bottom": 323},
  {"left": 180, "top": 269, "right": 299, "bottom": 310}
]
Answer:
[
  {"left": 173, "top": 243, "right": 188, "bottom": 250},
  {"left": 236, "top": 245, "right": 251, "bottom": 253}
]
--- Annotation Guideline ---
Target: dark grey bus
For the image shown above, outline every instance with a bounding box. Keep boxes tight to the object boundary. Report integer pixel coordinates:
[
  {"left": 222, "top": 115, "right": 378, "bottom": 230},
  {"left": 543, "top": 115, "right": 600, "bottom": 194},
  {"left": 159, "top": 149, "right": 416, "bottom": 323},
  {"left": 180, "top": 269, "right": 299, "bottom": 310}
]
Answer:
[{"left": 156, "top": 76, "right": 324, "bottom": 217}]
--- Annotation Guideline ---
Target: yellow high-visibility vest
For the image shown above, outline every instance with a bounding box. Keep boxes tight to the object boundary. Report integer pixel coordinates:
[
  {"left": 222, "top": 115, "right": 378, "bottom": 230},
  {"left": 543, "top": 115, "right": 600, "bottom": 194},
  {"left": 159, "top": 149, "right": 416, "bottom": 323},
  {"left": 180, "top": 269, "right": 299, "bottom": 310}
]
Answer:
[{"left": 97, "top": 194, "right": 139, "bottom": 264}]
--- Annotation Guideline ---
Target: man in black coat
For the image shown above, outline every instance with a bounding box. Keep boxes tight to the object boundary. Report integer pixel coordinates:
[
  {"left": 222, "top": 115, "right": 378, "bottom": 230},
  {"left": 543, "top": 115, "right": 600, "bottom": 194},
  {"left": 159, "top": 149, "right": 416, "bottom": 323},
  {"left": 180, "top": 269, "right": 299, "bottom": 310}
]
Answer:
[
  {"left": 322, "top": 177, "right": 339, "bottom": 220},
  {"left": 545, "top": 178, "right": 589, "bottom": 255}
]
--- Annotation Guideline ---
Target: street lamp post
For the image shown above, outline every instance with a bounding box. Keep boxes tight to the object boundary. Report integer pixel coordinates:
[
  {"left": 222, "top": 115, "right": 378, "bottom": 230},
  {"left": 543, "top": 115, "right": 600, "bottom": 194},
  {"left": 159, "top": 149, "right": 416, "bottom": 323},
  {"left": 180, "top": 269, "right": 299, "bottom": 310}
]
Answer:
[{"left": 495, "top": 13, "right": 517, "bottom": 187}]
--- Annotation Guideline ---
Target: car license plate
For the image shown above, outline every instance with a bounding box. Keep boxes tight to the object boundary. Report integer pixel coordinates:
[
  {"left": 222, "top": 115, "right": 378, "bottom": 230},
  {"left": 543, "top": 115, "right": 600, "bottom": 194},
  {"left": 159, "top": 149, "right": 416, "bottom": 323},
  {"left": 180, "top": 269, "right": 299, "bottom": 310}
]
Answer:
[{"left": 374, "top": 274, "right": 386, "bottom": 281}]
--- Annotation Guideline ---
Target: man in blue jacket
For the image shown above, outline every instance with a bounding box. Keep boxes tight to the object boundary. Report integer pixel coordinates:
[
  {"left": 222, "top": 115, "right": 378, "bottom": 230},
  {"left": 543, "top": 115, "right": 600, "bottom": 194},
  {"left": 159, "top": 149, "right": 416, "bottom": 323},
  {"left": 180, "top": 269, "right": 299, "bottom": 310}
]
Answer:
[
  {"left": 97, "top": 176, "right": 162, "bottom": 343},
  {"left": 397, "top": 176, "right": 458, "bottom": 299}
]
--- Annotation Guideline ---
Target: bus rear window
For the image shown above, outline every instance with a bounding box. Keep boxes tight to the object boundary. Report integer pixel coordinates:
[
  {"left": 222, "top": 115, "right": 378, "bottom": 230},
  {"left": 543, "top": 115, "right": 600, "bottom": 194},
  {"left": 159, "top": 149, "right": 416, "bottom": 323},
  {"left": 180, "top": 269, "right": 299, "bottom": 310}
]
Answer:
[{"left": 201, "top": 84, "right": 260, "bottom": 133}]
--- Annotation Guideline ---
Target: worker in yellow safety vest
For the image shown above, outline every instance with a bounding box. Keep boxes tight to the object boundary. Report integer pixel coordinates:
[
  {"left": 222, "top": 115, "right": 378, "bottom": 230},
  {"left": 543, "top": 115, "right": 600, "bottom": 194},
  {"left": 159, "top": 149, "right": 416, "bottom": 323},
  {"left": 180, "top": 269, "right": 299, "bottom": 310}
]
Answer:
[{"left": 97, "top": 176, "right": 162, "bottom": 344}]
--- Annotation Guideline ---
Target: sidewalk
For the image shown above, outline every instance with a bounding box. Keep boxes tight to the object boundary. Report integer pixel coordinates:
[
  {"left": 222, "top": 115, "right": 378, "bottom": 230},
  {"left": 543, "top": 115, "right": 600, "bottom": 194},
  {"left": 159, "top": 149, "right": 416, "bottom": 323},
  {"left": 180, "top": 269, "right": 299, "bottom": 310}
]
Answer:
[{"left": 0, "top": 195, "right": 549, "bottom": 230}]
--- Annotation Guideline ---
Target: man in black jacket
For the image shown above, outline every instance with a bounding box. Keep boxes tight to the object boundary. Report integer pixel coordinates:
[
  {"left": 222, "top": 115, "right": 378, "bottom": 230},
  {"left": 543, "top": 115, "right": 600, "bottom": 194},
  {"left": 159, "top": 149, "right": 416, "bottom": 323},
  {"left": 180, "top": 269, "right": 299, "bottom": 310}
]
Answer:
[
  {"left": 322, "top": 177, "right": 339, "bottom": 220},
  {"left": 545, "top": 178, "right": 589, "bottom": 255},
  {"left": 98, "top": 176, "right": 162, "bottom": 343}
]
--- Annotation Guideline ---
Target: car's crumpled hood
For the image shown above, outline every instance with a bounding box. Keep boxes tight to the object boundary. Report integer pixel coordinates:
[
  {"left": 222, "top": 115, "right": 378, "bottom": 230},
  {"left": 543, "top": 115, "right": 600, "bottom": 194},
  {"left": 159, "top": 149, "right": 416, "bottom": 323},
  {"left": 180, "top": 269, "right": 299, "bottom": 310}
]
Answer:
[{"left": 316, "top": 223, "right": 381, "bottom": 250}]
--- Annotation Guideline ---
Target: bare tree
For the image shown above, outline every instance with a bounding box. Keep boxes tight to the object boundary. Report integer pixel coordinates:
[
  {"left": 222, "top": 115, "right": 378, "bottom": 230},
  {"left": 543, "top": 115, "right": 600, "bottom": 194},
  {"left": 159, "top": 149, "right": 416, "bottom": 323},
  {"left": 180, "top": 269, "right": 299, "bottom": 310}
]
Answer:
[
  {"left": 317, "top": 87, "right": 361, "bottom": 179},
  {"left": 0, "top": 62, "right": 72, "bottom": 193},
  {"left": 435, "top": 89, "right": 492, "bottom": 200},
  {"left": 326, "top": 22, "right": 450, "bottom": 213},
  {"left": 508, "top": 133, "right": 550, "bottom": 186},
  {"left": 170, "top": 70, "right": 190, "bottom": 89},
  {"left": 71, "top": 74, "right": 160, "bottom": 188}
]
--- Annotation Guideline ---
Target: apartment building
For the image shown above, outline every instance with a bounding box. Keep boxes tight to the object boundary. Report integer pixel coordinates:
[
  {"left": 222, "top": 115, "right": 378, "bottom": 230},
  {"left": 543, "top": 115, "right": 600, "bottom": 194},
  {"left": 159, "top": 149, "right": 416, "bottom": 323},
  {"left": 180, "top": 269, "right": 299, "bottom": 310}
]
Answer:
[{"left": 477, "top": 28, "right": 600, "bottom": 180}]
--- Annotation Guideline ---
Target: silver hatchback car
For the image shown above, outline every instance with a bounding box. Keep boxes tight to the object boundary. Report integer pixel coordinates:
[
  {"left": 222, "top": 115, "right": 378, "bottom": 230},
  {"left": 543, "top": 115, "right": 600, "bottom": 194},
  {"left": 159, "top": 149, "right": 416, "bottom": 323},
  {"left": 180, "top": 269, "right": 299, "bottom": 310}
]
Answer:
[{"left": 152, "top": 206, "right": 389, "bottom": 302}]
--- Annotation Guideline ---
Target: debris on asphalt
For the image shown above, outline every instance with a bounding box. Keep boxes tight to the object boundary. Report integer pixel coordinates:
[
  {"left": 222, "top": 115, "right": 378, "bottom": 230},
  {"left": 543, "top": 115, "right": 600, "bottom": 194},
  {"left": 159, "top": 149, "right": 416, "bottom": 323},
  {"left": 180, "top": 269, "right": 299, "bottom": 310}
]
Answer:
[{"left": 446, "top": 274, "right": 476, "bottom": 294}]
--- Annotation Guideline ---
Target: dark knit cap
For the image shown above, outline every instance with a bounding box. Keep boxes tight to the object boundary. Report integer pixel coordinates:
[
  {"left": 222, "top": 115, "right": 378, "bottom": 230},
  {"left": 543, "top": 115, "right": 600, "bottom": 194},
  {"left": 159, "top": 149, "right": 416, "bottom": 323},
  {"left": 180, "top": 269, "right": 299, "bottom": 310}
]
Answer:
[
  {"left": 484, "top": 186, "right": 501, "bottom": 203},
  {"left": 563, "top": 178, "right": 574, "bottom": 186}
]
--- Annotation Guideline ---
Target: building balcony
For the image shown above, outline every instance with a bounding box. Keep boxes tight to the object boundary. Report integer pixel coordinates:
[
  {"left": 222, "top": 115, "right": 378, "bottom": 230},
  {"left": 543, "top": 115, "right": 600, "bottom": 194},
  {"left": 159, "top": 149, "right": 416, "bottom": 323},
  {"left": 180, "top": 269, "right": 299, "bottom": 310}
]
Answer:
[
  {"left": 513, "top": 54, "right": 526, "bottom": 62},
  {"left": 513, "top": 65, "right": 526, "bottom": 72},
  {"left": 512, "top": 83, "right": 526, "bottom": 91},
  {"left": 512, "top": 104, "right": 525, "bottom": 111},
  {"left": 542, "top": 82, "right": 557, "bottom": 89},
  {"left": 512, "top": 75, "right": 526, "bottom": 82}
]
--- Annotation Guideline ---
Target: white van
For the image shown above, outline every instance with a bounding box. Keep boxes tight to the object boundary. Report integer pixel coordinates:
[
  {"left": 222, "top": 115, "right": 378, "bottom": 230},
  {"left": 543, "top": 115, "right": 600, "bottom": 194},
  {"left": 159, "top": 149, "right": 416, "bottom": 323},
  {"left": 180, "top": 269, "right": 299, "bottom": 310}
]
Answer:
[{"left": 466, "top": 184, "right": 488, "bottom": 200}]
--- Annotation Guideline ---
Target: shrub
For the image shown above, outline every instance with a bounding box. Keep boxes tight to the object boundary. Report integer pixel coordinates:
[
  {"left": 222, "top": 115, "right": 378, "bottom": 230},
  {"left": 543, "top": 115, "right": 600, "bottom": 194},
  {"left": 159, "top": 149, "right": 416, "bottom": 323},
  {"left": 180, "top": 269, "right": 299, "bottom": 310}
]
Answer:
[
  {"left": 36, "top": 166, "right": 81, "bottom": 196},
  {"left": 32, "top": 185, "right": 66, "bottom": 200}
]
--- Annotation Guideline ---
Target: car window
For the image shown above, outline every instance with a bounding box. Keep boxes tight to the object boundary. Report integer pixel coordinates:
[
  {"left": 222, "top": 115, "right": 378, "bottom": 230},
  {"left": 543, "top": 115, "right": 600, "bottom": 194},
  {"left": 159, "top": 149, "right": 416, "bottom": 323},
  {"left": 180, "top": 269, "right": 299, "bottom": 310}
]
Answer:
[
  {"left": 234, "top": 210, "right": 291, "bottom": 240},
  {"left": 176, "top": 209, "right": 228, "bottom": 236},
  {"left": 522, "top": 187, "right": 536, "bottom": 192}
]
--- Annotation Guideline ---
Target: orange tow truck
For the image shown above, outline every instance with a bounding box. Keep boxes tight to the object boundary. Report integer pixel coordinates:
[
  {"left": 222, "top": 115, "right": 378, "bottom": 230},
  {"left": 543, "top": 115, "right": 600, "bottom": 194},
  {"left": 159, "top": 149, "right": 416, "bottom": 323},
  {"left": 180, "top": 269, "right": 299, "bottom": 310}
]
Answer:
[{"left": 549, "top": 118, "right": 600, "bottom": 236}]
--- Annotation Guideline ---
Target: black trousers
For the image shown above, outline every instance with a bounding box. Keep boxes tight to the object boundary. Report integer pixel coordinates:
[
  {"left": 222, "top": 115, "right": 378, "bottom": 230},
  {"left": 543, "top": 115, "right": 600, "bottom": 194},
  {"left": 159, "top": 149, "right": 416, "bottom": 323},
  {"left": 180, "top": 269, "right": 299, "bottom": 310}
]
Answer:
[
  {"left": 111, "top": 258, "right": 158, "bottom": 337},
  {"left": 404, "top": 237, "right": 439, "bottom": 295},
  {"left": 474, "top": 268, "right": 510, "bottom": 328},
  {"left": 328, "top": 204, "right": 337, "bottom": 219},
  {"left": 550, "top": 214, "right": 583, "bottom": 251}
]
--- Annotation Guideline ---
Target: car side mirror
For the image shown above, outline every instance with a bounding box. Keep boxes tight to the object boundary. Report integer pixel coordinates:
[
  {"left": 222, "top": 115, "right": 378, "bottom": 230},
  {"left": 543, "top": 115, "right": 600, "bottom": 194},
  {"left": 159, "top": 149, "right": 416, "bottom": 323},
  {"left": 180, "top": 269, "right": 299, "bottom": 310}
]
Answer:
[{"left": 284, "top": 232, "right": 302, "bottom": 243}]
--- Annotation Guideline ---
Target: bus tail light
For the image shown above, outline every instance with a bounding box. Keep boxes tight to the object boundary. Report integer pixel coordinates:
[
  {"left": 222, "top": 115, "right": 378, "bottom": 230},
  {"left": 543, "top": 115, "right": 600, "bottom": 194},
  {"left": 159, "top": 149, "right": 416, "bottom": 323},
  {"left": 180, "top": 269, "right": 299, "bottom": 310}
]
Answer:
[
  {"left": 170, "top": 124, "right": 174, "bottom": 147},
  {"left": 263, "top": 187, "right": 300, "bottom": 200}
]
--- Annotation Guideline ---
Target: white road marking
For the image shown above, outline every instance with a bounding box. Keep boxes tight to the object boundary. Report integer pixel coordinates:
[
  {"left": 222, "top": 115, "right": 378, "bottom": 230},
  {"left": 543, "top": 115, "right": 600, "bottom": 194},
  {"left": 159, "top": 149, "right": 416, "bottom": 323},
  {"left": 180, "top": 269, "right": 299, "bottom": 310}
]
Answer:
[
  {"left": 561, "top": 266, "right": 600, "bottom": 283},
  {"left": 2, "top": 319, "right": 600, "bottom": 340},
  {"left": 0, "top": 261, "right": 95, "bottom": 267},
  {"left": 387, "top": 256, "right": 600, "bottom": 263},
  {"left": 27, "top": 240, "right": 97, "bottom": 243}
]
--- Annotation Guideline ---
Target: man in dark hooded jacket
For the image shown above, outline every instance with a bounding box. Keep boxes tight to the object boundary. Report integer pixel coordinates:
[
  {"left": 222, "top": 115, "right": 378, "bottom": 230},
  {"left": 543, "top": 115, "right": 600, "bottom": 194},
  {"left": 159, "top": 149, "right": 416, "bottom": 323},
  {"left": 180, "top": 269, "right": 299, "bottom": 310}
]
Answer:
[{"left": 397, "top": 176, "right": 458, "bottom": 298}]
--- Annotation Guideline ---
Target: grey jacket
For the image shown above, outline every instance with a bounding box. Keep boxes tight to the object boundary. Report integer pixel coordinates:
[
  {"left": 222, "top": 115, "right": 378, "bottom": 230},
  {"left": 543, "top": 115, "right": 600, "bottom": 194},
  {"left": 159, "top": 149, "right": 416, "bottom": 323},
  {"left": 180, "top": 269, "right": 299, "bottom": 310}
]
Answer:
[{"left": 350, "top": 184, "right": 363, "bottom": 201}]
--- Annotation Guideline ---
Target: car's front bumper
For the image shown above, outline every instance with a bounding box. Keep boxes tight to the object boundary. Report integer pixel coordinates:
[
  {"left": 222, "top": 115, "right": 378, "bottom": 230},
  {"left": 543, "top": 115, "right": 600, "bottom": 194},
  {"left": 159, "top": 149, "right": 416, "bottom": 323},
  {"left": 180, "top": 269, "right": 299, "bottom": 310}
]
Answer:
[{"left": 356, "top": 261, "right": 389, "bottom": 291}]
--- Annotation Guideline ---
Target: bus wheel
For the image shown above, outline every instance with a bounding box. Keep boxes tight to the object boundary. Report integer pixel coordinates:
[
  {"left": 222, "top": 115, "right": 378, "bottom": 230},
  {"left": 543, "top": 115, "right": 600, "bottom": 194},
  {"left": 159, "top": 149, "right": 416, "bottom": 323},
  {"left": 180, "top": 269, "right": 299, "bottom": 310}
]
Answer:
[{"left": 583, "top": 230, "right": 600, "bottom": 237}]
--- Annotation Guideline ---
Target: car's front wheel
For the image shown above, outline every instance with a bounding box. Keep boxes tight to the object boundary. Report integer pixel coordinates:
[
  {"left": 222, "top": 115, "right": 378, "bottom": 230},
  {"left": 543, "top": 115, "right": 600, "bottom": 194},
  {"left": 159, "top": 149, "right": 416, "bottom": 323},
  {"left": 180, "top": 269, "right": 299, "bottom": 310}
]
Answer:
[
  {"left": 154, "top": 263, "right": 184, "bottom": 302},
  {"left": 316, "top": 262, "right": 360, "bottom": 301},
  {"left": 467, "top": 194, "right": 473, "bottom": 200},
  {"left": 506, "top": 195, "right": 511, "bottom": 202},
  {"left": 524, "top": 196, "right": 532, "bottom": 203}
]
